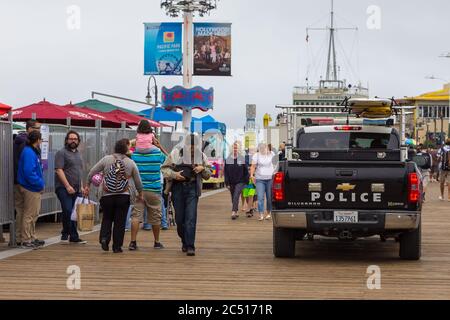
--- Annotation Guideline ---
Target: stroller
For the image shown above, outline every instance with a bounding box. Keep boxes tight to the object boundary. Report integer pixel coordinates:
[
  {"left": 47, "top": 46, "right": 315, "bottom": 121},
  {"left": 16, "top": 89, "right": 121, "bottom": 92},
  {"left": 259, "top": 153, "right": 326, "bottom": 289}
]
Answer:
[{"left": 166, "top": 192, "right": 176, "bottom": 227}]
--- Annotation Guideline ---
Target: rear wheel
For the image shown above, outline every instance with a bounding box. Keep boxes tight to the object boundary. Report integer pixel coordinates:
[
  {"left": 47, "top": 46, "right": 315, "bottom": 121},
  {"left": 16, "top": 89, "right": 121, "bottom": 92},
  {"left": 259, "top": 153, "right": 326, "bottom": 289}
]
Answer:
[
  {"left": 273, "top": 227, "right": 296, "bottom": 258},
  {"left": 399, "top": 222, "right": 421, "bottom": 260}
]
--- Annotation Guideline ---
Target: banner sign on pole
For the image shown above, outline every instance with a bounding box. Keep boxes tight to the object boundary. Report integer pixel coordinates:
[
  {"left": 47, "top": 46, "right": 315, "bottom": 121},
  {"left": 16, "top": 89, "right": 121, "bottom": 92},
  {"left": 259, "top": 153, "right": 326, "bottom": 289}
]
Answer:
[
  {"left": 162, "top": 86, "right": 214, "bottom": 111},
  {"left": 144, "top": 23, "right": 183, "bottom": 75},
  {"left": 193, "top": 23, "right": 232, "bottom": 76}
]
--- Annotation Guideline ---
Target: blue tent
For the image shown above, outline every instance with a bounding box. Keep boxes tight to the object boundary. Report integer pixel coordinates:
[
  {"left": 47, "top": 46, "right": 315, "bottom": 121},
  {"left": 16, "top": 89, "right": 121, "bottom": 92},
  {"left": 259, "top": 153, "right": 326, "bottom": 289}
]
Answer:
[
  {"left": 140, "top": 107, "right": 183, "bottom": 122},
  {"left": 191, "top": 115, "right": 226, "bottom": 136}
]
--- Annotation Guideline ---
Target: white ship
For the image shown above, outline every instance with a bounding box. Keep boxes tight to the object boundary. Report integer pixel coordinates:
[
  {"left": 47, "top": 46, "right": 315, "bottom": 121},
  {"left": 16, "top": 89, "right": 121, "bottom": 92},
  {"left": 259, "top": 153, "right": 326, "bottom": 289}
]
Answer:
[{"left": 291, "top": 0, "right": 368, "bottom": 115}]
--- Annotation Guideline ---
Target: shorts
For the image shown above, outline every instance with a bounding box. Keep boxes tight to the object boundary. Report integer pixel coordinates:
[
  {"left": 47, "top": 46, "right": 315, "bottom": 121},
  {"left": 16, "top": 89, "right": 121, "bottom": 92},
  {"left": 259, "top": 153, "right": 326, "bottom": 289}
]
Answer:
[
  {"left": 440, "top": 171, "right": 450, "bottom": 184},
  {"left": 131, "top": 191, "right": 162, "bottom": 226}
]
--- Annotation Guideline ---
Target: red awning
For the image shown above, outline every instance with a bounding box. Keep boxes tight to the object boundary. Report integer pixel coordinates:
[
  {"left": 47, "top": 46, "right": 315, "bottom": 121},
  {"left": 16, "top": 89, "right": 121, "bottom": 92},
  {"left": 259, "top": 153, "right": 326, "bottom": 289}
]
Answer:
[{"left": 1, "top": 100, "right": 121, "bottom": 127}]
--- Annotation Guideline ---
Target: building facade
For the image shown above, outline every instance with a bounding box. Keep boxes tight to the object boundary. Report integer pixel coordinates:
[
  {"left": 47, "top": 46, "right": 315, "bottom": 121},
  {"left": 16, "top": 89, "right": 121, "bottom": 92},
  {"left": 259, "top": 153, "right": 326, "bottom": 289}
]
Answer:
[{"left": 406, "top": 84, "right": 450, "bottom": 146}]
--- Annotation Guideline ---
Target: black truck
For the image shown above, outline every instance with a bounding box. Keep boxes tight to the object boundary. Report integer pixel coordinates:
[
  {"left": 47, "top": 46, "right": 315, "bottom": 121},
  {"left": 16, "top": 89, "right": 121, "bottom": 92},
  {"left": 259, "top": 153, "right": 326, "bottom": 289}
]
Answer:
[{"left": 272, "top": 124, "right": 425, "bottom": 260}]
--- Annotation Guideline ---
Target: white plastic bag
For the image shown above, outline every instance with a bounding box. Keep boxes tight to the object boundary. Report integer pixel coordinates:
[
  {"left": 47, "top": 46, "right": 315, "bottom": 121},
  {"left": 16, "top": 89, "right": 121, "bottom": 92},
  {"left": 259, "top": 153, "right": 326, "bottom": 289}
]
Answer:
[{"left": 71, "top": 197, "right": 98, "bottom": 221}]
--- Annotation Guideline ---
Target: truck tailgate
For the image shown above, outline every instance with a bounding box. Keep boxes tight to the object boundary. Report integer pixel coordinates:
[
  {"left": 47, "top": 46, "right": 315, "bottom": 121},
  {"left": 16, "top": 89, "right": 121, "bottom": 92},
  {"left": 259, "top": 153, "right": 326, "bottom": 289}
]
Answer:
[{"left": 284, "top": 161, "right": 409, "bottom": 210}]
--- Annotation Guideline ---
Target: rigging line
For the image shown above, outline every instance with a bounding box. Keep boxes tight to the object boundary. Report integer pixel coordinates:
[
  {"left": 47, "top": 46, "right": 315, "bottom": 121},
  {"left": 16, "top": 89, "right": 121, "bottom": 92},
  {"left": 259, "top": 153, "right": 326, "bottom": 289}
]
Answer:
[
  {"left": 311, "top": 33, "right": 329, "bottom": 84},
  {"left": 356, "top": 30, "right": 362, "bottom": 84},
  {"left": 334, "top": 12, "right": 359, "bottom": 30},
  {"left": 335, "top": 32, "right": 356, "bottom": 82},
  {"left": 335, "top": 32, "right": 358, "bottom": 83},
  {"left": 306, "top": 13, "right": 331, "bottom": 29}
]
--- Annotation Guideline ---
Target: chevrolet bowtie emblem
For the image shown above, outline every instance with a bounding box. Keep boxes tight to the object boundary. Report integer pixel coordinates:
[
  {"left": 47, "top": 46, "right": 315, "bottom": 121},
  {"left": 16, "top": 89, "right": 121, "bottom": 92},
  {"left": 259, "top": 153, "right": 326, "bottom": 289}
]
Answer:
[{"left": 337, "top": 183, "right": 356, "bottom": 191}]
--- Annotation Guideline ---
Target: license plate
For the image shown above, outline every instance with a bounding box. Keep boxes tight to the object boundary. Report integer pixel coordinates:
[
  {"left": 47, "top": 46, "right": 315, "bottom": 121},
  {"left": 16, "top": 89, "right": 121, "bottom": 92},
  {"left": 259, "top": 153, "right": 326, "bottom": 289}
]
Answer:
[{"left": 334, "top": 211, "right": 358, "bottom": 223}]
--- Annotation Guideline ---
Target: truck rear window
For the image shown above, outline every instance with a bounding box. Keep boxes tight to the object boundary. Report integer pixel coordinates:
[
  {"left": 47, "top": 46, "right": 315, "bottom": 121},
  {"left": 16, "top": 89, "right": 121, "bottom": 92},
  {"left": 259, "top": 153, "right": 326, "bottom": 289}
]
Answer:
[{"left": 297, "top": 132, "right": 399, "bottom": 150}]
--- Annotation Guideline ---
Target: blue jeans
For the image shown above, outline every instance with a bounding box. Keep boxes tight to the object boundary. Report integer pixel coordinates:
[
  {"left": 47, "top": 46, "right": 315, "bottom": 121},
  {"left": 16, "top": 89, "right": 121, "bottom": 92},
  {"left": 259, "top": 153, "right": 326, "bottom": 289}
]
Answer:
[
  {"left": 142, "top": 195, "right": 168, "bottom": 229},
  {"left": 172, "top": 182, "right": 199, "bottom": 250},
  {"left": 55, "top": 187, "right": 80, "bottom": 241},
  {"left": 255, "top": 179, "right": 273, "bottom": 213}
]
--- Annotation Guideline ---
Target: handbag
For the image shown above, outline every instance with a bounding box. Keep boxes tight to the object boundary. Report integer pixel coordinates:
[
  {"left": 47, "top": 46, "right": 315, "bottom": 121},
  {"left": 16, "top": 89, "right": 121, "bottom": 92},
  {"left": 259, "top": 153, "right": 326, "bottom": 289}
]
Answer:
[{"left": 76, "top": 197, "right": 96, "bottom": 232}]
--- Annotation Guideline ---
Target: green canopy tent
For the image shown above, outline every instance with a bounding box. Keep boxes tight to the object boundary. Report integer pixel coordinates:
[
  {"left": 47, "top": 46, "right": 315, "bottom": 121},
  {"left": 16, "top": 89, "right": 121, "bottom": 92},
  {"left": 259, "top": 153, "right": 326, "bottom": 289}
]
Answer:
[
  {"left": 13, "top": 123, "right": 25, "bottom": 130},
  {"left": 75, "top": 99, "right": 143, "bottom": 116}
]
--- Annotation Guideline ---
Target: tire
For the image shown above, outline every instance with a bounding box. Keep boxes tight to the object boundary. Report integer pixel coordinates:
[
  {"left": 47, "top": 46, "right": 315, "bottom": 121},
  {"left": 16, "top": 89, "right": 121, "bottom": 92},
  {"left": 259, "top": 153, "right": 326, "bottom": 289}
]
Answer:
[
  {"left": 273, "top": 227, "right": 296, "bottom": 258},
  {"left": 399, "top": 221, "right": 421, "bottom": 260}
]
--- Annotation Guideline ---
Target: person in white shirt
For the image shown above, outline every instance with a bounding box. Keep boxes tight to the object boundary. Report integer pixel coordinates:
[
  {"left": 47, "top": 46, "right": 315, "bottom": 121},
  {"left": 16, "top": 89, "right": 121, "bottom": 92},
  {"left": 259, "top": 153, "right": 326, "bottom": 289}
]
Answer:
[{"left": 250, "top": 143, "right": 277, "bottom": 221}]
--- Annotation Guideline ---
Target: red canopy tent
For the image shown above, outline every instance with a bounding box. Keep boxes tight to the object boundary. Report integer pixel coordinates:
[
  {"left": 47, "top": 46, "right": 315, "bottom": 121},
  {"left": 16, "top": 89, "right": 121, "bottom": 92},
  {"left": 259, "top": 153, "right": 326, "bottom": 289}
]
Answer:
[
  {"left": 108, "top": 109, "right": 169, "bottom": 127},
  {"left": 62, "top": 103, "right": 122, "bottom": 126},
  {"left": 0, "top": 102, "right": 12, "bottom": 118},
  {"left": 1, "top": 100, "right": 121, "bottom": 127}
]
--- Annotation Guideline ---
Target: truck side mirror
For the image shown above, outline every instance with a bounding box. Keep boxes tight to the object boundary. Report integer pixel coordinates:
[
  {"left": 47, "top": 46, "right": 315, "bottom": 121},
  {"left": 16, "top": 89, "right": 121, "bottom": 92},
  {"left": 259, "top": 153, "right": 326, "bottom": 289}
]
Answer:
[{"left": 410, "top": 154, "right": 428, "bottom": 168}]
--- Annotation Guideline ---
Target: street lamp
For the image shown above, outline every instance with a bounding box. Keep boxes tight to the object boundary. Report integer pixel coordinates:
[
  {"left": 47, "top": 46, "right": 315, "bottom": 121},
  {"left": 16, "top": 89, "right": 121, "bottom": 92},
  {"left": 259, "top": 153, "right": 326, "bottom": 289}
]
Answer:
[
  {"left": 146, "top": 75, "right": 158, "bottom": 120},
  {"left": 160, "top": 0, "right": 219, "bottom": 132},
  {"left": 425, "top": 75, "right": 449, "bottom": 83},
  {"left": 161, "top": 0, "right": 218, "bottom": 17}
]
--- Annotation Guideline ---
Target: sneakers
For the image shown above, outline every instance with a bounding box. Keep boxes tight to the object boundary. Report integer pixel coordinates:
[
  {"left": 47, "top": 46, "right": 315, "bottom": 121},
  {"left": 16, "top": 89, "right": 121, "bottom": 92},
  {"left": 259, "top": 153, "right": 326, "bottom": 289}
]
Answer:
[
  {"left": 100, "top": 239, "right": 109, "bottom": 252},
  {"left": 113, "top": 248, "right": 123, "bottom": 253},
  {"left": 70, "top": 239, "right": 87, "bottom": 244},
  {"left": 439, "top": 196, "right": 444, "bottom": 201},
  {"left": 154, "top": 242, "right": 164, "bottom": 249},
  {"left": 21, "top": 242, "right": 39, "bottom": 250},
  {"left": 231, "top": 212, "right": 237, "bottom": 220},
  {"left": 128, "top": 241, "right": 138, "bottom": 251},
  {"left": 264, "top": 214, "right": 272, "bottom": 220},
  {"left": 33, "top": 239, "right": 45, "bottom": 247},
  {"left": 186, "top": 248, "right": 196, "bottom": 256},
  {"left": 258, "top": 214, "right": 264, "bottom": 221},
  {"left": 246, "top": 209, "right": 254, "bottom": 218},
  {"left": 181, "top": 245, "right": 188, "bottom": 253}
]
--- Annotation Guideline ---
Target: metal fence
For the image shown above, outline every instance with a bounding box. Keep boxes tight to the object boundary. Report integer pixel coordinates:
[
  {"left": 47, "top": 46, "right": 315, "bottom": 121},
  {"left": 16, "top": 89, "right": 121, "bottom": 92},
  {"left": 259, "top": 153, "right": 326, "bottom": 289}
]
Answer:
[
  {"left": 40, "top": 124, "right": 136, "bottom": 218},
  {"left": 0, "top": 120, "right": 14, "bottom": 245}
]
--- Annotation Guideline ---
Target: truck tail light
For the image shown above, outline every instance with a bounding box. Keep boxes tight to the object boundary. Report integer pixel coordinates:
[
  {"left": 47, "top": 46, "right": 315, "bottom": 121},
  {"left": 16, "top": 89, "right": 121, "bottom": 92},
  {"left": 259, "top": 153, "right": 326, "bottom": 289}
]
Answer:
[
  {"left": 334, "top": 126, "right": 362, "bottom": 131},
  {"left": 273, "top": 172, "right": 285, "bottom": 202},
  {"left": 408, "top": 173, "right": 420, "bottom": 203}
]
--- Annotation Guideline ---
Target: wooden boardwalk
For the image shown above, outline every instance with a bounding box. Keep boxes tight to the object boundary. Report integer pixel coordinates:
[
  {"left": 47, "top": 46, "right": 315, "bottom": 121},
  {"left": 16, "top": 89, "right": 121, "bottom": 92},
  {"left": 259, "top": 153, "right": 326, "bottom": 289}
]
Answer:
[{"left": 0, "top": 183, "right": 450, "bottom": 300}]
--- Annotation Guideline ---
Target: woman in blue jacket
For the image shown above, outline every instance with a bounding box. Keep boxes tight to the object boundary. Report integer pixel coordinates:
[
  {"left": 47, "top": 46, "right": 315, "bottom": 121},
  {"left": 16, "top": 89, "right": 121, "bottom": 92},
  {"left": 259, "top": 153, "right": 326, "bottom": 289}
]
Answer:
[{"left": 17, "top": 130, "right": 44, "bottom": 249}]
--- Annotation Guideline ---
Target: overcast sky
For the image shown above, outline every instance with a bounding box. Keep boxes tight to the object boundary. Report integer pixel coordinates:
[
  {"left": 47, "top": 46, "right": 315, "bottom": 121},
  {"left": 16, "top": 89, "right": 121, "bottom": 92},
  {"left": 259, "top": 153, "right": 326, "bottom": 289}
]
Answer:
[{"left": 1, "top": 0, "right": 449, "bottom": 129}]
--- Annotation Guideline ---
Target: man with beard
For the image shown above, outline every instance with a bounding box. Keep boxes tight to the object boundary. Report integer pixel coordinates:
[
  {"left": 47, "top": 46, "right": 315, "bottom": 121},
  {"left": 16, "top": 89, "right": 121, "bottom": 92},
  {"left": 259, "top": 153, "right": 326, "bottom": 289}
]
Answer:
[{"left": 55, "top": 130, "right": 87, "bottom": 244}]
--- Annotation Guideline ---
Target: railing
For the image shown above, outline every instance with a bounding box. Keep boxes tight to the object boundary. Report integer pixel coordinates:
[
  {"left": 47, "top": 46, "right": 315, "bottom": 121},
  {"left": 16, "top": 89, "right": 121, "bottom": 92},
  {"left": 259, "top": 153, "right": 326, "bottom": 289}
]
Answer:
[
  {"left": 293, "top": 85, "right": 369, "bottom": 97},
  {"left": 0, "top": 119, "right": 15, "bottom": 245}
]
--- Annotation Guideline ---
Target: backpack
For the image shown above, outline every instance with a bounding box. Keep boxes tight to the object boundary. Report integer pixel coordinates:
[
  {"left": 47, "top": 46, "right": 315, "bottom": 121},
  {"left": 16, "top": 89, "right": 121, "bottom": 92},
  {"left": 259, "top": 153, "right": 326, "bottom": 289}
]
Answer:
[
  {"left": 441, "top": 148, "right": 450, "bottom": 171},
  {"left": 103, "top": 156, "right": 129, "bottom": 193}
]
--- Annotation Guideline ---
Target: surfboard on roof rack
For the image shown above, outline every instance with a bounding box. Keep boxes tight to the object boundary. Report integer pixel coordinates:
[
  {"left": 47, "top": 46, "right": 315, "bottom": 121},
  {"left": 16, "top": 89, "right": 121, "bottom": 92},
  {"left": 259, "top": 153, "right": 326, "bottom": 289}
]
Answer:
[{"left": 341, "top": 98, "right": 394, "bottom": 119}]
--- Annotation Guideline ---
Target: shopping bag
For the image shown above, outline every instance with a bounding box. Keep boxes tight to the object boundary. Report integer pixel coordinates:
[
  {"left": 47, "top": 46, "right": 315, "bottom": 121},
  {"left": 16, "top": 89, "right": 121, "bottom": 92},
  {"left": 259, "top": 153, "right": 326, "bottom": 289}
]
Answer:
[
  {"left": 76, "top": 197, "right": 96, "bottom": 232},
  {"left": 71, "top": 197, "right": 85, "bottom": 221},
  {"left": 242, "top": 180, "right": 256, "bottom": 198}
]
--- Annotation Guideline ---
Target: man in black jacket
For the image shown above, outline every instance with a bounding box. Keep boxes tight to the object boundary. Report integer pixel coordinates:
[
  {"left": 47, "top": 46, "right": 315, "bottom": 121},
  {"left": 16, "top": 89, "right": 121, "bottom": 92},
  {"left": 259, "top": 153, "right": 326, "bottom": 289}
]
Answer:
[
  {"left": 224, "top": 141, "right": 249, "bottom": 220},
  {"left": 13, "top": 120, "right": 41, "bottom": 246}
]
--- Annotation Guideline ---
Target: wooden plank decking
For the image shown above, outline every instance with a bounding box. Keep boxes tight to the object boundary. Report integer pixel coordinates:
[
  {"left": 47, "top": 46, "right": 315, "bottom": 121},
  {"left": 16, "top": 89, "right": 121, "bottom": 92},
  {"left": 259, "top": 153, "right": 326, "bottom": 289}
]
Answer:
[{"left": 0, "top": 183, "right": 449, "bottom": 300}]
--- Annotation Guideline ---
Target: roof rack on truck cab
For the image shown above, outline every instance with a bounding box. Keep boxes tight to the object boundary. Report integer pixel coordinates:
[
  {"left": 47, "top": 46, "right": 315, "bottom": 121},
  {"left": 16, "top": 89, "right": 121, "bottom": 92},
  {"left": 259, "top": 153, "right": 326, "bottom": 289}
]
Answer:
[{"left": 275, "top": 97, "right": 416, "bottom": 162}]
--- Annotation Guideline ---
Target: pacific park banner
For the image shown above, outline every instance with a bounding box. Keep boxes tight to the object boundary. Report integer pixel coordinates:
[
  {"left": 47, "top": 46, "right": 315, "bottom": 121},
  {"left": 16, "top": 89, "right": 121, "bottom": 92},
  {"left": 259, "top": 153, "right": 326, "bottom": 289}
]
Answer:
[
  {"left": 144, "top": 23, "right": 182, "bottom": 75},
  {"left": 193, "top": 23, "right": 232, "bottom": 76}
]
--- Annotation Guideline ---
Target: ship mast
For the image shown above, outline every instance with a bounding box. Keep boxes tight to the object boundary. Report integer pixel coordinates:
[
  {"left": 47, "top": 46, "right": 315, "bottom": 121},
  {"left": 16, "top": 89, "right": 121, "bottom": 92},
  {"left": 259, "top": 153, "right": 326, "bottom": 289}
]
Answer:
[
  {"left": 307, "top": 0, "right": 357, "bottom": 83},
  {"left": 326, "top": 0, "right": 337, "bottom": 81}
]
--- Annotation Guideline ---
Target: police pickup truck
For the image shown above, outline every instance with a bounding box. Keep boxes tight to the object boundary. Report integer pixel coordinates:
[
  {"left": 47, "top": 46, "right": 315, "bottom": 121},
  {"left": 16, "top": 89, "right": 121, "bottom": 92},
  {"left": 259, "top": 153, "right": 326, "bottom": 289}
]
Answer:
[{"left": 272, "top": 121, "right": 425, "bottom": 260}]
